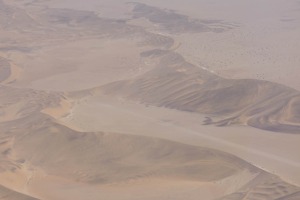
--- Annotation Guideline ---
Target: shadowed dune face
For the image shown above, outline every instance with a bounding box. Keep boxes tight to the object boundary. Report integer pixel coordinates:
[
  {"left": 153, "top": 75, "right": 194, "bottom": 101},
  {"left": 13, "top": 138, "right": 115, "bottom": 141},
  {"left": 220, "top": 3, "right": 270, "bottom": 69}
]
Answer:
[
  {"left": 0, "top": 185, "right": 37, "bottom": 200},
  {"left": 100, "top": 50, "right": 300, "bottom": 134}
]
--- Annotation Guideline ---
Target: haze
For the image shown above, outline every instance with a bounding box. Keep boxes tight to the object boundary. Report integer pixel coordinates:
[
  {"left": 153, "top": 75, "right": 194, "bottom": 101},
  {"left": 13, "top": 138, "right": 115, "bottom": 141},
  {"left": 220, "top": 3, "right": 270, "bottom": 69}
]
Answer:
[{"left": 0, "top": 0, "right": 300, "bottom": 199}]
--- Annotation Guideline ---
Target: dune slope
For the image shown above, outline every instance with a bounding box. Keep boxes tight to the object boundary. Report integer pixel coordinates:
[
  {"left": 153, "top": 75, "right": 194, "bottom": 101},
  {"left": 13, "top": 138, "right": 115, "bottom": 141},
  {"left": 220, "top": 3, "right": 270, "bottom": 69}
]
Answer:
[
  {"left": 100, "top": 50, "right": 300, "bottom": 133},
  {"left": 0, "top": 185, "right": 37, "bottom": 200},
  {"left": 0, "top": 85, "right": 298, "bottom": 199},
  {"left": 0, "top": 0, "right": 300, "bottom": 199}
]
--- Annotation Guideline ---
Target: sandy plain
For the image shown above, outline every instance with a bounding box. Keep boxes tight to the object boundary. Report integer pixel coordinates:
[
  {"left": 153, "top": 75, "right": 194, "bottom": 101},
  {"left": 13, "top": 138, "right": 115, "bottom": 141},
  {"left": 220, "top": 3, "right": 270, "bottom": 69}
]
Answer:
[
  {"left": 0, "top": 0, "right": 300, "bottom": 199},
  {"left": 26, "top": 0, "right": 300, "bottom": 90}
]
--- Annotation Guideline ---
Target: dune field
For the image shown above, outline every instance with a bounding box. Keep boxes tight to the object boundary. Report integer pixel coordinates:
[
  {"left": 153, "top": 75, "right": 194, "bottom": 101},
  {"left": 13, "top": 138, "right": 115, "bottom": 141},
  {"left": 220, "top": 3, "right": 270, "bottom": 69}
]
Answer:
[{"left": 0, "top": 0, "right": 300, "bottom": 199}]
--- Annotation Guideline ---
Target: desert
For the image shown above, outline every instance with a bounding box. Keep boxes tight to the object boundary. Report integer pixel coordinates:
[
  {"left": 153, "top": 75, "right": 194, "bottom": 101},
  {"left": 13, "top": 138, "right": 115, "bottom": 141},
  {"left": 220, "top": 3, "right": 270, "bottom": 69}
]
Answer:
[{"left": 0, "top": 0, "right": 300, "bottom": 199}]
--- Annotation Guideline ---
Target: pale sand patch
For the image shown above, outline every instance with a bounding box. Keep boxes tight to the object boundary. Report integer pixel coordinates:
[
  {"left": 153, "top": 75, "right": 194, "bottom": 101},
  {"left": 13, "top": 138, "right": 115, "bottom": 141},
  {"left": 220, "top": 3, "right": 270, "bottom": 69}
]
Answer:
[
  {"left": 10, "top": 38, "right": 155, "bottom": 91},
  {"left": 0, "top": 168, "right": 30, "bottom": 194},
  {"left": 41, "top": 98, "right": 72, "bottom": 119},
  {"left": 60, "top": 95, "right": 300, "bottom": 186}
]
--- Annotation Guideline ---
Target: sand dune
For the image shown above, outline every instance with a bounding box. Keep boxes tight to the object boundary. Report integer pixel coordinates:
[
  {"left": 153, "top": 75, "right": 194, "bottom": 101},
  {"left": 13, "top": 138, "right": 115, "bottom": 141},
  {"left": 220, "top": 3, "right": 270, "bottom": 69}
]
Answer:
[
  {"left": 100, "top": 49, "right": 300, "bottom": 133},
  {"left": 219, "top": 173, "right": 300, "bottom": 200},
  {"left": 0, "top": 86, "right": 255, "bottom": 199},
  {"left": 0, "top": 83, "right": 299, "bottom": 199},
  {"left": 13, "top": 120, "right": 255, "bottom": 184},
  {"left": 0, "top": 0, "right": 300, "bottom": 199},
  {"left": 0, "top": 184, "right": 37, "bottom": 200},
  {"left": 56, "top": 93, "right": 300, "bottom": 186}
]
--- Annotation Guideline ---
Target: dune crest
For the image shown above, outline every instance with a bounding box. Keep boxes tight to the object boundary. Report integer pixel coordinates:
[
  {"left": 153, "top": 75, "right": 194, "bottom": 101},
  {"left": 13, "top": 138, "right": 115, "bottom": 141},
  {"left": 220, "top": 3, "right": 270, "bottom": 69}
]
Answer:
[{"left": 99, "top": 50, "right": 300, "bottom": 134}]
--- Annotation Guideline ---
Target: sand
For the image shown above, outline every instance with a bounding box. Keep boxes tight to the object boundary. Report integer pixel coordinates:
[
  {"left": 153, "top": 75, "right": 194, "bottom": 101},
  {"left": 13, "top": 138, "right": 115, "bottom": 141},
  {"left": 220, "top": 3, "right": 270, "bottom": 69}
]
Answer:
[
  {"left": 0, "top": 0, "right": 299, "bottom": 199},
  {"left": 59, "top": 94, "right": 300, "bottom": 186}
]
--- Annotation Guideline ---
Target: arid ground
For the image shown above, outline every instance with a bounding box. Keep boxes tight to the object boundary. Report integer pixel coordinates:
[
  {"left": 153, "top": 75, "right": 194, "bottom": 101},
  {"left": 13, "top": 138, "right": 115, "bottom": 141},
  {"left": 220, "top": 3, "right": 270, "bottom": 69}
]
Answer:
[{"left": 0, "top": 0, "right": 300, "bottom": 199}]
